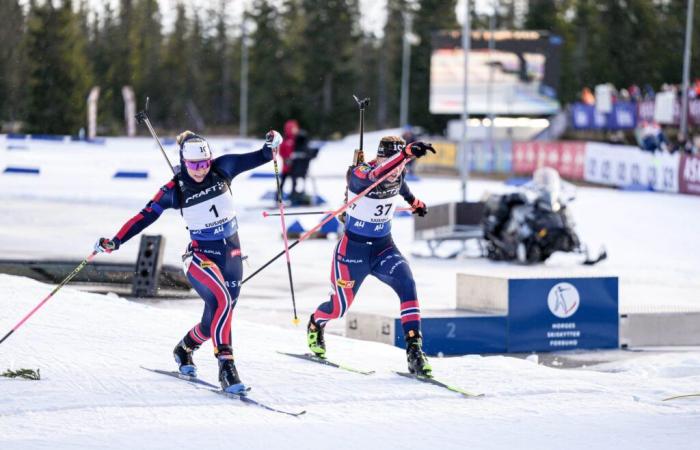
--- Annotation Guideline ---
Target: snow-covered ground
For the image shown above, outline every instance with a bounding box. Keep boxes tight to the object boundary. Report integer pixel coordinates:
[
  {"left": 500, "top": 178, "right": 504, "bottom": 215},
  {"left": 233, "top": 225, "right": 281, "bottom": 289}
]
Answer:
[{"left": 1, "top": 132, "right": 700, "bottom": 448}]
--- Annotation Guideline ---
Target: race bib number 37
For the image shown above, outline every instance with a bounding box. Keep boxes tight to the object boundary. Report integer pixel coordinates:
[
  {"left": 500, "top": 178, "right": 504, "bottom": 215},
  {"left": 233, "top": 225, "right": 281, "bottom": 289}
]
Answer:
[{"left": 347, "top": 194, "right": 398, "bottom": 223}]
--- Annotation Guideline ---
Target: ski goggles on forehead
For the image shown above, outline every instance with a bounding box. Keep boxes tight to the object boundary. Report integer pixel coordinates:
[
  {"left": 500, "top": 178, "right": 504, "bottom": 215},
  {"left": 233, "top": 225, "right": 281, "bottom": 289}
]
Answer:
[{"left": 184, "top": 159, "right": 212, "bottom": 170}]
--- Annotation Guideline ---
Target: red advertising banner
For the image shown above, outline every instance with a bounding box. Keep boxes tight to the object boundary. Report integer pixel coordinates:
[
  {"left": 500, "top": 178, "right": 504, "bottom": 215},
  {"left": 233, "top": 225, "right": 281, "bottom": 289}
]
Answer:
[
  {"left": 512, "top": 141, "right": 586, "bottom": 180},
  {"left": 679, "top": 154, "right": 700, "bottom": 196}
]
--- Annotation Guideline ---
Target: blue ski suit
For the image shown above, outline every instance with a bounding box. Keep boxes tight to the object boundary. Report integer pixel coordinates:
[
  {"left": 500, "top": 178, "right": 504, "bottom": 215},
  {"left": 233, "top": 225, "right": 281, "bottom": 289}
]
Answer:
[
  {"left": 313, "top": 151, "right": 422, "bottom": 336},
  {"left": 111, "top": 145, "right": 273, "bottom": 353}
]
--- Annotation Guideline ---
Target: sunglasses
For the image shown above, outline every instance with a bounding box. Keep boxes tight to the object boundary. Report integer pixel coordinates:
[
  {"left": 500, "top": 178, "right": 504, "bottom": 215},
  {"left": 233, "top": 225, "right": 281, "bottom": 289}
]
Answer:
[{"left": 184, "top": 159, "right": 212, "bottom": 171}]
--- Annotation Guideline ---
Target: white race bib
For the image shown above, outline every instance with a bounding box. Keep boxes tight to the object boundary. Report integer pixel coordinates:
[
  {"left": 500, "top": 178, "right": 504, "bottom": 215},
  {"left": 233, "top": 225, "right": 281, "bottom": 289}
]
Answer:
[
  {"left": 183, "top": 192, "right": 237, "bottom": 233},
  {"left": 346, "top": 192, "right": 399, "bottom": 224}
]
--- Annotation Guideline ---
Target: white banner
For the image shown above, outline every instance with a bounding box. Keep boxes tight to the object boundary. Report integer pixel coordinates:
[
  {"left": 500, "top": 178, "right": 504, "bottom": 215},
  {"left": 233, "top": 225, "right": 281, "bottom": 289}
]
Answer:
[
  {"left": 584, "top": 143, "right": 679, "bottom": 192},
  {"left": 654, "top": 91, "right": 676, "bottom": 124}
]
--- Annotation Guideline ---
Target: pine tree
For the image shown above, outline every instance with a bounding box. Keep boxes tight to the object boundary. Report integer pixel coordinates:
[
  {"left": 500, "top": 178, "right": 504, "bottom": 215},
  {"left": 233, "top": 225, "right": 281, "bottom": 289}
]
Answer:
[
  {"left": 377, "top": 0, "right": 409, "bottom": 128},
  {"left": 248, "top": 0, "right": 286, "bottom": 133},
  {"left": 129, "top": 0, "right": 163, "bottom": 123},
  {"left": 0, "top": 0, "right": 27, "bottom": 125},
  {"left": 25, "top": 0, "right": 93, "bottom": 134},
  {"left": 410, "top": 0, "right": 458, "bottom": 133},
  {"left": 161, "top": 3, "right": 191, "bottom": 128},
  {"left": 299, "top": 0, "right": 362, "bottom": 137},
  {"left": 207, "top": 0, "right": 235, "bottom": 126},
  {"left": 279, "top": 0, "right": 309, "bottom": 125}
]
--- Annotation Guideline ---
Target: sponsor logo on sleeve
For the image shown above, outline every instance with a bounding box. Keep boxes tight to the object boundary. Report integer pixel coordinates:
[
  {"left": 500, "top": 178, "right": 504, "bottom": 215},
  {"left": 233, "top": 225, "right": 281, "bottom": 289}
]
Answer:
[{"left": 336, "top": 279, "right": 356, "bottom": 289}]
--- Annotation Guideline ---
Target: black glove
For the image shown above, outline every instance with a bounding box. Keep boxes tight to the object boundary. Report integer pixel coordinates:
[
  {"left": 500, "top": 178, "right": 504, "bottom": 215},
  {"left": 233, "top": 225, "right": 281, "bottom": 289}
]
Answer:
[
  {"left": 411, "top": 198, "right": 428, "bottom": 217},
  {"left": 94, "top": 237, "right": 120, "bottom": 253},
  {"left": 404, "top": 141, "right": 436, "bottom": 159}
]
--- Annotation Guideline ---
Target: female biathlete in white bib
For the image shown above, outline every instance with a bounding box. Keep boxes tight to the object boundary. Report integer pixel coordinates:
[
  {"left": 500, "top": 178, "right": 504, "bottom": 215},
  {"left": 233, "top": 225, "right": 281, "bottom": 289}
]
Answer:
[
  {"left": 306, "top": 136, "right": 436, "bottom": 376},
  {"left": 95, "top": 130, "right": 282, "bottom": 393}
]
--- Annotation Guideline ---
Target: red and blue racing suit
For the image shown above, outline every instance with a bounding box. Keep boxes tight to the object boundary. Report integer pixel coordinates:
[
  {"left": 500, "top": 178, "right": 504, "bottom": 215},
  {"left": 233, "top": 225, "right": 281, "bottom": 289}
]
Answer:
[
  {"left": 313, "top": 151, "right": 423, "bottom": 337},
  {"left": 110, "top": 146, "right": 273, "bottom": 353}
]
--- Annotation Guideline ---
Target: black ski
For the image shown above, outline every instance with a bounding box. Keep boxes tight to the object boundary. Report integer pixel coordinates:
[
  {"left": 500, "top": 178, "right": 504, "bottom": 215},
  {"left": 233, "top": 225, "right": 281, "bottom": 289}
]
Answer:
[
  {"left": 208, "top": 388, "right": 306, "bottom": 417},
  {"left": 662, "top": 393, "right": 700, "bottom": 401},
  {"left": 141, "top": 366, "right": 219, "bottom": 389},
  {"left": 396, "top": 372, "right": 484, "bottom": 398},
  {"left": 141, "top": 366, "right": 306, "bottom": 417},
  {"left": 278, "top": 351, "right": 375, "bottom": 375}
]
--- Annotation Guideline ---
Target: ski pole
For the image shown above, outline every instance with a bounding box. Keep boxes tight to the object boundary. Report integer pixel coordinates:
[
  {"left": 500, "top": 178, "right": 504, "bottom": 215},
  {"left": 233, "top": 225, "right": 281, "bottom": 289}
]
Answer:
[
  {"left": 342, "top": 95, "right": 370, "bottom": 222},
  {"left": 242, "top": 158, "right": 411, "bottom": 285},
  {"left": 262, "top": 207, "right": 413, "bottom": 218},
  {"left": 0, "top": 251, "right": 97, "bottom": 345},
  {"left": 270, "top": 137, "right": 300, "bottom": 325},
  {"left": 135, "top": 97, "right": 175, "bottom": 175}
]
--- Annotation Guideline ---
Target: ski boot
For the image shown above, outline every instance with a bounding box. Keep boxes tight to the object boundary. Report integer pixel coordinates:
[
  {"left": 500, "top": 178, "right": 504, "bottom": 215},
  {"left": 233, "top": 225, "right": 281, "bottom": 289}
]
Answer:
[
  {"left": 216, "top": 345, "right": 247, "bottom": 394},
  {"left": 173, "top": 337, "right": 200, "bottom": 377},
  {"left": 307, "top": 314, "right": 326, "bottom": 358},
  {"left": 405, "top": 332, "right": 432, "bottom": 377}
]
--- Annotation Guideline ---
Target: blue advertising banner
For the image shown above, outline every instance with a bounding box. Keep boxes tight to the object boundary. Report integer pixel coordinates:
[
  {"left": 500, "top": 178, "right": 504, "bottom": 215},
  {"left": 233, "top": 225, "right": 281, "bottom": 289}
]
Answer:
[
  {"left": 394, "top": 315, "right": 508, "bottom": 356},
  {"left": 507, "top": 277, "right": 619, "bottom": 352},
  {"left": 469, "top": 141, "right": 513, "bottom": 174},
  {"left": 571, "top": 102, "right": 637, "bottom": 130}
]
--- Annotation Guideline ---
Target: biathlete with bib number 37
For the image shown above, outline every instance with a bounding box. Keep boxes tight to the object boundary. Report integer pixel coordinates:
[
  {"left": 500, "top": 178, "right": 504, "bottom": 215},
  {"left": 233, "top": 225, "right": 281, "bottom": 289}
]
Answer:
[
  {"left": 94, "top": 129, "right": 283, "bottom": 394},
  {"left": 306, "top": 136, "right": 437, "bottom": 376}
]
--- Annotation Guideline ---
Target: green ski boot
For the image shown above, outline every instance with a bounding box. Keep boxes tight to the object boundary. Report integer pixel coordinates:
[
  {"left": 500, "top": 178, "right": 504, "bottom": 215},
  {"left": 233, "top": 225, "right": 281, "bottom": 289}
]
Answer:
[{"left": 307, "top": 314, "right": 326, "bottom": 358}]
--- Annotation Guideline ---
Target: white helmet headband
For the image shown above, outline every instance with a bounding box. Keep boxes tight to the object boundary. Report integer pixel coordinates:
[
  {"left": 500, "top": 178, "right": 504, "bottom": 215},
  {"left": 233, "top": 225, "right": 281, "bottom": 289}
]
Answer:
[{"left": 180, "top": 135, "right": 212, "bottom": 161}]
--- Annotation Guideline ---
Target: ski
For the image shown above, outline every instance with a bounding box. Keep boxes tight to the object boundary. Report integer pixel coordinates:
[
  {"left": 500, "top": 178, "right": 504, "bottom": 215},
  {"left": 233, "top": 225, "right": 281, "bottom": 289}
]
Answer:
[
  {"left": 278, "top": 351, "right": 375, "bottom": 375},
  {"left": 396, "top": 372, "right": 484, "bottom": 398},
  {"left": 208, "top": 389, "right": 306, "bottom": 417},
  {"left": 141, "top": 366, "right": 306, "bottom": 417},
  {"left": 141, "top": 366, "right": 219, "bottom": 389},
  {"left": 662, "top": 393, "right": 700, "bottom": 401}
]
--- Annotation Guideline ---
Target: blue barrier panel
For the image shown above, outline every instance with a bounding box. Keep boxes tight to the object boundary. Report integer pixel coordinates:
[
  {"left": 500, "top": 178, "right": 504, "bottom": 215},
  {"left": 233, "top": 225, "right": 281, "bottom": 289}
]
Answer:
[
  {"left": 394, "top": 314, "right": 508, "bottom": 355},
  {"left": 7, "top": 133, "right": 27, "bottom": 140},
  {"left": 504, "top": 177, "right": 530, "bottom": 186},
  {"left": 113, "top": 171, "right": 149, "bottom": 179},
  {"left": 249, "top": 172, "right": 275, "bottom": 179},
  {"left": 508, "top": 277, "right": 619, "bottom": 352},
  {"left": 621, "top": 183, "right": 654, "bottom": 192},
  {"left": 30, "top": 134, "right": 66, "bottom": 141},
  {"left": 318, "top": 215, "right": 341, "bottom": 234},
  {"left": 287, "top": 220, "right": 305, "bottom": 234},
  {"left": 260, "top": 190, "right": 290, "bottom": 201},
  {"left": 4, "top": 166, "right": 40, "bottom": 175},
  {"left": 405, "top": 173, "right": 421, "bottom": 182}
]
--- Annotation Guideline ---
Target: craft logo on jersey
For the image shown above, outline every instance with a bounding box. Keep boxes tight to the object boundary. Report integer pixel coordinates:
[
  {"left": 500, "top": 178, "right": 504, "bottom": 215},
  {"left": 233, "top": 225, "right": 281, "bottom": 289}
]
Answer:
[{"left": 547, "top": 282, "right": 580, "bottom": 318}]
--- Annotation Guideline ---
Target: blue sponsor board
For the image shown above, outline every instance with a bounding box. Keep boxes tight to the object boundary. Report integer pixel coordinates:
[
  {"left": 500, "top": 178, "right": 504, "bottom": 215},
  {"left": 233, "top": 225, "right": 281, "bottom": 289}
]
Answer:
[
  {"left": 113, "top": 171, "right": 149, "bottom": 179},
  {"left": 394, "top": 314, "right": 508, "bottom": 356},
  {"left": 4, "top": 166, "right": 40, "bottom": 175},
  {"left": 508, "top": 277, "right": 619, "bottom": 352},
  {"left": 571, "top": 102, "right": 638, "bottom": 130},
  {"left": 469, "top": 141, "right": 513, "bottom": 174}
]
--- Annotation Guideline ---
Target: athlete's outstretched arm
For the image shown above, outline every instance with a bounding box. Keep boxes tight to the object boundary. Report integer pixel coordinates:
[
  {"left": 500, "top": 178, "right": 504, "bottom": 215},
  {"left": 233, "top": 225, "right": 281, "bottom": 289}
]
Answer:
[
  {"left": 214, "top": 144, "right": 274, "bottom": 182},
  {"left": 111, "top": 180, "right": 179, "bottom": 247}
]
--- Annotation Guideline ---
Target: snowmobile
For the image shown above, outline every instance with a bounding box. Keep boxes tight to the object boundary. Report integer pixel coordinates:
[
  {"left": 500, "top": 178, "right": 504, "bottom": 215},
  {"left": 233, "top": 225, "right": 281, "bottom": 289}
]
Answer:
[{"left": 481, "top": 167, "right": 606, "bottom": 265}]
